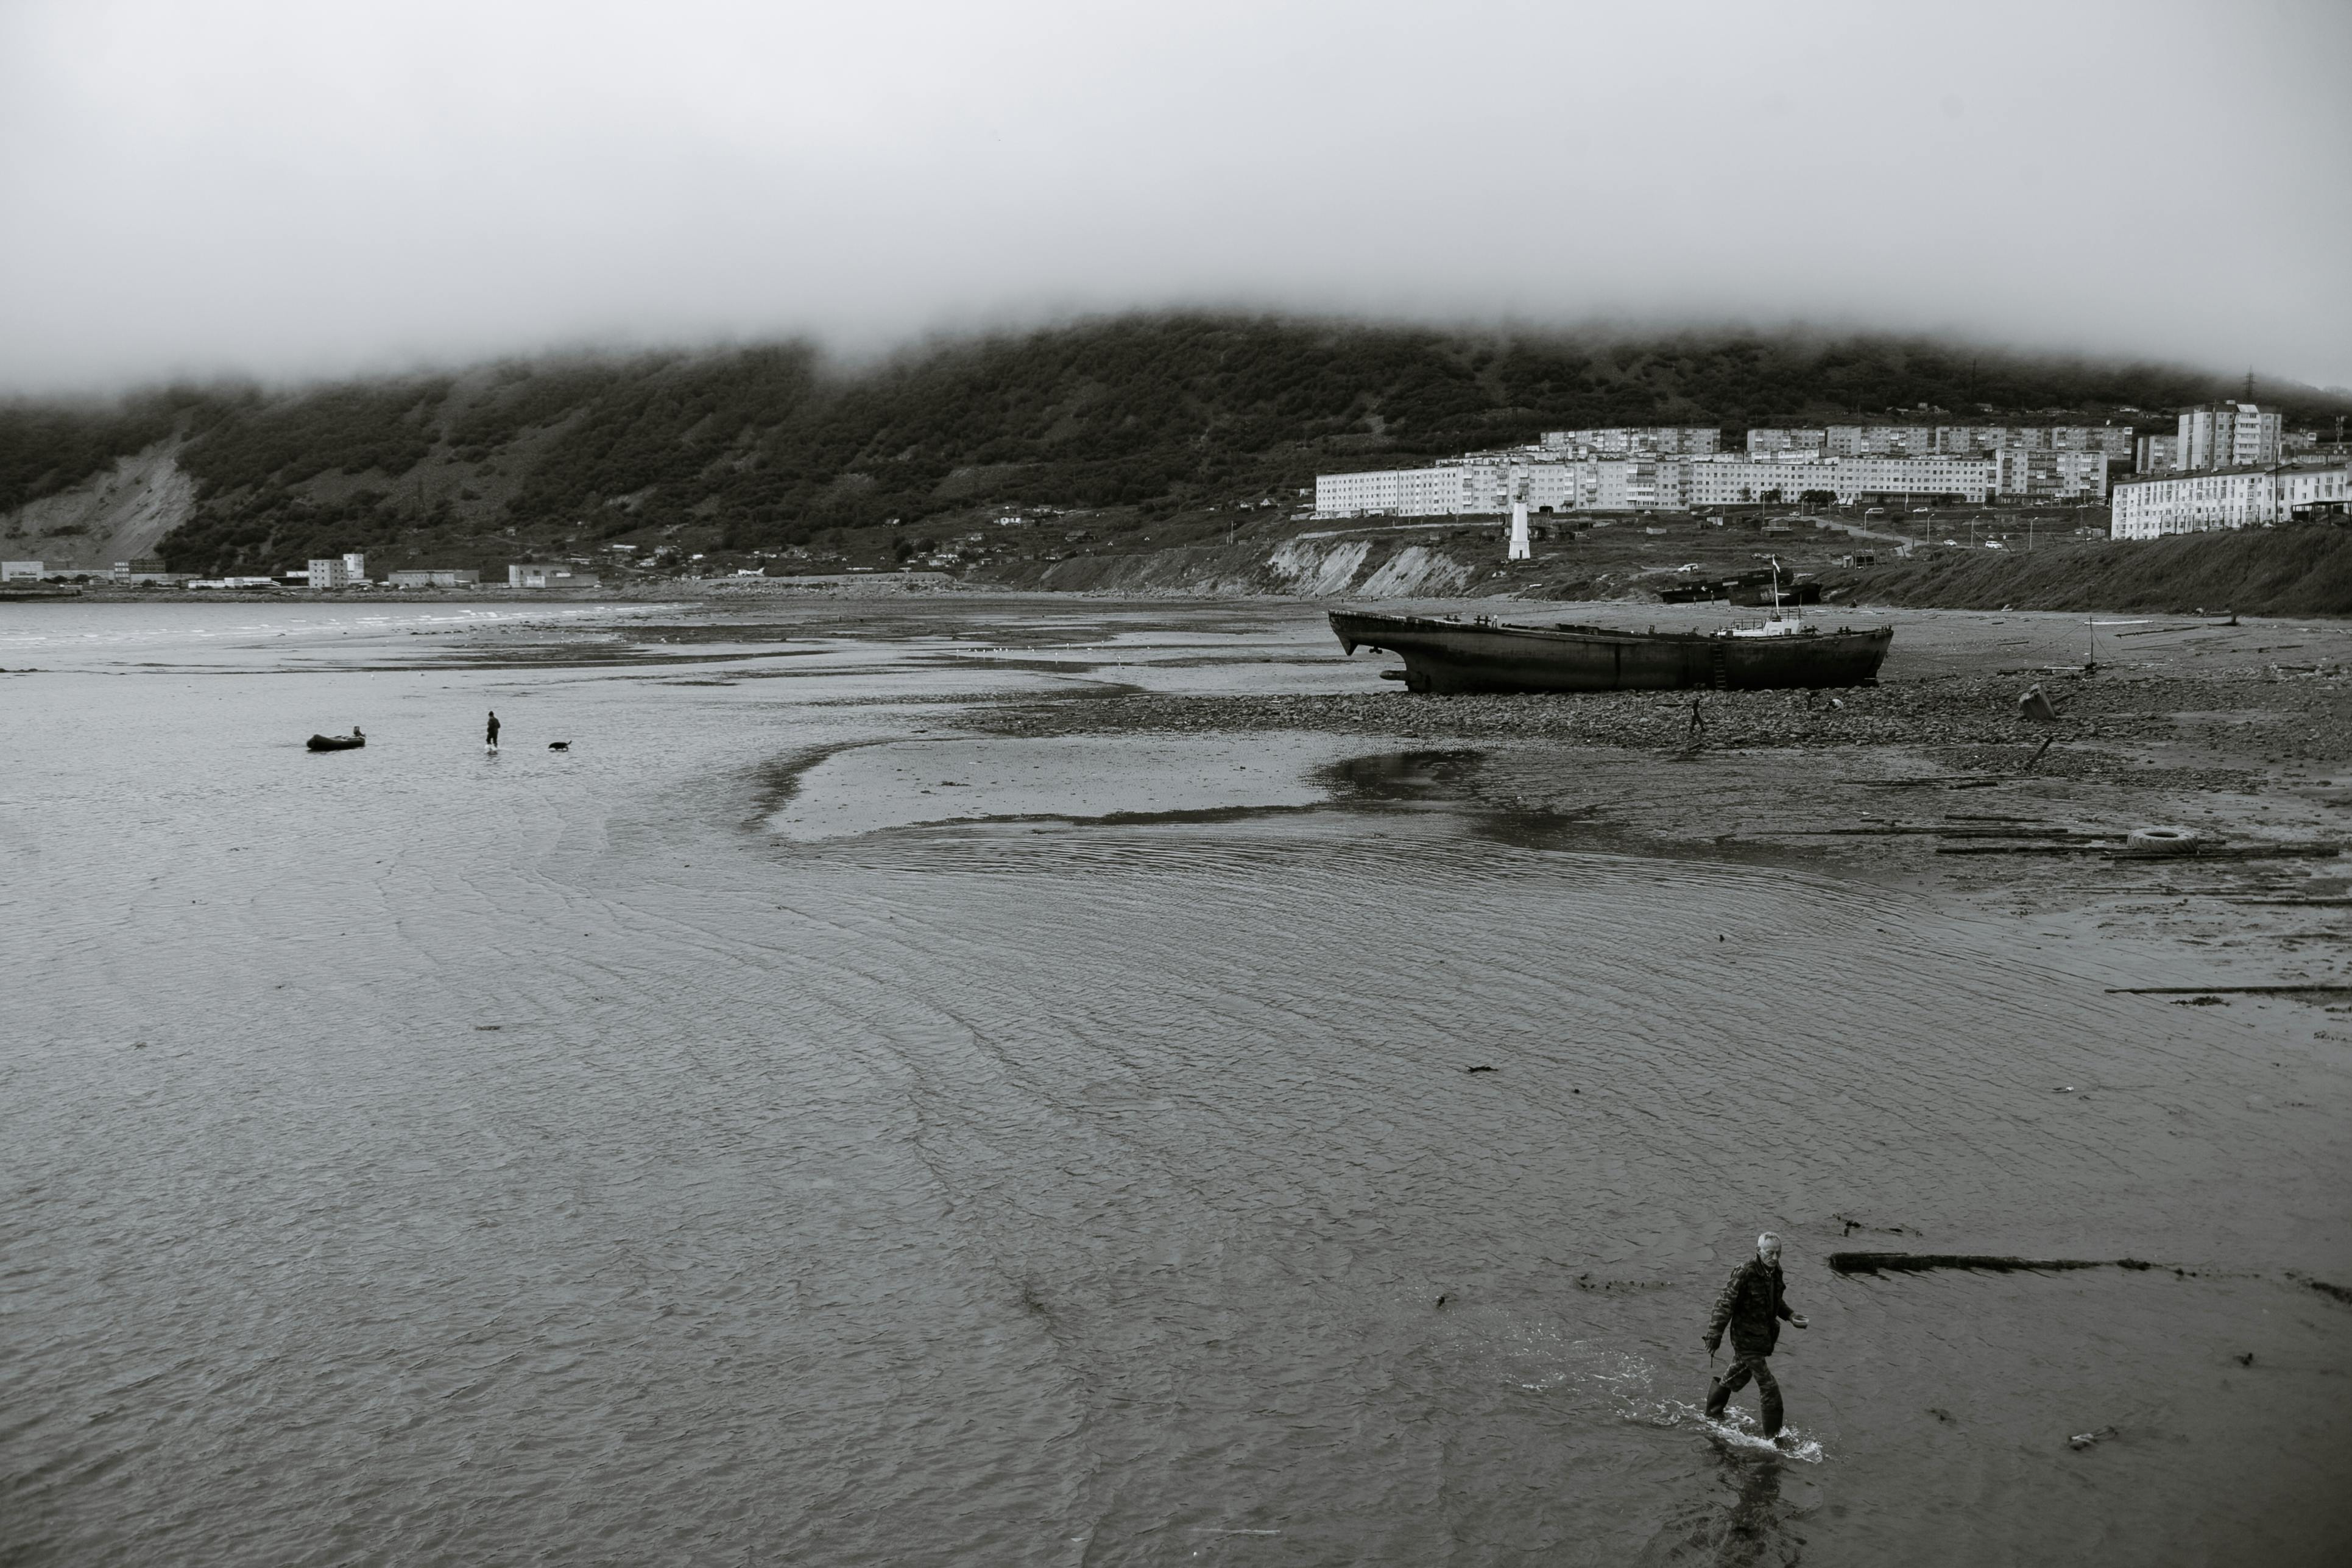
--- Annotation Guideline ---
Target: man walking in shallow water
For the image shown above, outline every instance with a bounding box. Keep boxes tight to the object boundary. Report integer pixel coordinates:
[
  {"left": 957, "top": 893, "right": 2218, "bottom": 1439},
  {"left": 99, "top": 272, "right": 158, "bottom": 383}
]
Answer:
[{"left": 1703, "top": 1231, "right": 1807, "bottom": 1438}]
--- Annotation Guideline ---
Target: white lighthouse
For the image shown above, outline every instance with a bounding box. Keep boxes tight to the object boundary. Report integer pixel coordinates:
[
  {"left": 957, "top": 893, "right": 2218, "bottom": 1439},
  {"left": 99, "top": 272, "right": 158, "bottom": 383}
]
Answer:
[{"left": 1506, "top": 499, "right": 1531, "bottom": 561}]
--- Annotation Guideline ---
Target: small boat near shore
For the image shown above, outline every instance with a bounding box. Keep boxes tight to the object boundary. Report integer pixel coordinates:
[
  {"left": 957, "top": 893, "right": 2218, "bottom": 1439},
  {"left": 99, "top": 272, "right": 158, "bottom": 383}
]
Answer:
[
  {"left": 1329, "top": 608, "right": 1892, "bottom": 693},
  {"left": 306, "top": 730, "right": 366, "bottom": 751},
  {"left": 1659, "top": 568, "right": 1824, "bottom": 607}
]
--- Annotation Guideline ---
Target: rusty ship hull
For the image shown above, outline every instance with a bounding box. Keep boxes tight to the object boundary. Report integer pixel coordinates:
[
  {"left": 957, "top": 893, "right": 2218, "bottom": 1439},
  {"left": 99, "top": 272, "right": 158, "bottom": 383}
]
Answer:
[{"left": 1329, "top": 609, "right": 1893, "bottom": 694}]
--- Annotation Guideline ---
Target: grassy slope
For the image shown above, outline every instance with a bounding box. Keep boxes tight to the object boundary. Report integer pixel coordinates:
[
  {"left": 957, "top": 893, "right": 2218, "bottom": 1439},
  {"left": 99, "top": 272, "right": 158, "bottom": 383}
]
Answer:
[{"left": 1831, "top": 526, "right": 2352, "bottom": 616}]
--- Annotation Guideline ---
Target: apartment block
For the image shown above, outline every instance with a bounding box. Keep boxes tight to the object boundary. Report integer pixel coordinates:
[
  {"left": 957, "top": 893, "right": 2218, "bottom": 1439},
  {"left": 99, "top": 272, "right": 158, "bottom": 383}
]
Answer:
[
  {"left": 507, "top": 563, "right": 604, "bottom": 590},
  {"left": 1316, "top": 450, "right": 1997, "bottom": 517},
  {"left": 2110, "top": 463, "right": 2351, "bottom": 539},
  {"left": 1993, "top": 448, "right": 2110, "bottom": 501},
  {"left": 1746, "top": 429, "right": 1829, "bottom": 456},
  {"left": 1686, "top": 454, "right": 1998, "bottom": 506},
  {"left": 1825, "top": 425, "right": 1938, "bottom": 457},
  {"left": 1539, "top": 426, "right": 1721, "bottom": 456},
  {"left": 1315, "top": 466, "right": 1486, "bottom": 517},
  {"left": 2177, "top": 403, "right": 2281, "bottom": 470},
  {"left": 1935, "top": 425, "right": 2134, "bottom": 459}
]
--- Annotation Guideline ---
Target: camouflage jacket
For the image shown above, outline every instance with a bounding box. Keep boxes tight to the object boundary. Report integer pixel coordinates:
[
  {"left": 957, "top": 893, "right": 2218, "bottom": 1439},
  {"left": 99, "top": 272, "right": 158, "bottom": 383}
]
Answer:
[{"left": 1704, "top": 1258, "right": 1792, "bottom": 1355}]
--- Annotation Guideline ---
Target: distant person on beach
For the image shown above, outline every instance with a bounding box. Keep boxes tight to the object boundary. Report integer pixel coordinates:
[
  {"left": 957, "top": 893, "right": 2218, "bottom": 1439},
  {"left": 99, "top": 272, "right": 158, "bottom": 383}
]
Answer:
[
  {"left": 1703, "top": 1231, "right": 1807, "bottom": 1438},
  {"left": 486, "top": 710, "right": 500, "bottom": 752}
]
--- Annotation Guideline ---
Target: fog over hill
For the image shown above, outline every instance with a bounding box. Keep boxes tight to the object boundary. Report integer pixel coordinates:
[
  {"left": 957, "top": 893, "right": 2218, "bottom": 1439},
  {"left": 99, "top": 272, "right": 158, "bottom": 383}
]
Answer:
[
  {"left": 4, "top": 2, "right": 2347, "bottom": 397},
  {"left": 2, "top": 316, "right": 2348, "bottom": 581}
]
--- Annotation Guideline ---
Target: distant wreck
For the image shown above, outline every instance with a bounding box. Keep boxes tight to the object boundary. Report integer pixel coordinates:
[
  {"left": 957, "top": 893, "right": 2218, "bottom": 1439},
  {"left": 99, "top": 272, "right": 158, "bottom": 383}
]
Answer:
[{"left": 1330, "top": 609, "right": 1893, "bottom": 694}]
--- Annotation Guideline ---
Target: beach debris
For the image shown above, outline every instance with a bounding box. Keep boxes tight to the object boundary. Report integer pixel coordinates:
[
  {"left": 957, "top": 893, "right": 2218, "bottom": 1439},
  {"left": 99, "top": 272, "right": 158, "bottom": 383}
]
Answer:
[
  {"left": 2123, "top": 826, "right": 2202, "bottom": 858},
  {"left": 1436, "top": 1294, "right": 1449, "bottom": 1308},
  {"left": 2170, "top": 995, "right": 2228, "bottom": 1006},
  {"left": 2180, "top": 842, "right": 2347, "bottom": 862},
  {"left": 1837, "top": 1217, "right": 1921, "bottom": 1237},
  {"left": 2018, "top": 683, "right": 2061, "bottom": 722},
  {"left": 1570, "top": 1273, "right": 1676, "bottom": 1292},
  {"left": 2294, "top": 1276, "right": 2352, "bottom": 1307},
  {"left": 548, "top": 741, "right": 570, "bottom": 750},
  {"left": 2067, "top": 1426, "right": 2117, "bottom": 1450},
  {"left": 2223, "top": 896, "right": 2352, "bottom": 907},
  {"left": 2108, "top": 984, "right": 2352, "bottom": 996},
  {"left": 1831, "top": 1253, "right": 2138, "bottom": 1276}
]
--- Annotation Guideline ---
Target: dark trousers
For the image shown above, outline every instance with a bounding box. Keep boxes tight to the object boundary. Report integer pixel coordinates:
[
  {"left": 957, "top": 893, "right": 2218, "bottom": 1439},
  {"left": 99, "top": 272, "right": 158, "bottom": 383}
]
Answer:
[{"left": 1706, "top": 1353, "right": 1782, "bottom": 1436}]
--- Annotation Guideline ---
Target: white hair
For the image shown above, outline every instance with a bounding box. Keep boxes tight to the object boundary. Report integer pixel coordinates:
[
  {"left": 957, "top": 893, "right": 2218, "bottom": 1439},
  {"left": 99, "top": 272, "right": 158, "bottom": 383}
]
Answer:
[{"left": 1757, "top": 1231, "right": 1782, "bottom": 1251}]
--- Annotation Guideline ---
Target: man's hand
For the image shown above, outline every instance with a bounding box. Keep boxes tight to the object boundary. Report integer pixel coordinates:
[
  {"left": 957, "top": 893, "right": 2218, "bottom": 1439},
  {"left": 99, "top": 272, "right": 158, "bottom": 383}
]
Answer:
[
  {"left": 1790, "top": 1314, "right": 1809, "bottom": 1329},
  {"left": 1703, "top": 1338, "right": 1720, "bottom": 1357}
]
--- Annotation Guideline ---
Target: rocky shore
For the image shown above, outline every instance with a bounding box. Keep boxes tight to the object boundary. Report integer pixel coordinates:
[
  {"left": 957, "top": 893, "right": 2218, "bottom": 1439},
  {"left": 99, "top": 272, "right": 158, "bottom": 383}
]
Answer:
[{"left": 966, "top": 665, "right": 2348, "bottom": 787}]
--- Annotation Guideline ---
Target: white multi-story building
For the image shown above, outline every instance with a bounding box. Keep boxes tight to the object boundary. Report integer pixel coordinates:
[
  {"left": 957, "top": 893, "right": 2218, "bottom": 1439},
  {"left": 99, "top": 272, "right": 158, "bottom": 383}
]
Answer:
[
  {"left": 1540, "top": 426, "right": 1721, "bottom": 456},
  {"left": 1316, "top": 448, "right": 1999, "bottom": 516},
  {"left": 1, "top": 560, "right": 41, "bottom": 581},
  {"left": 1934, "top": 425, "right": 2134, "bottom": 459},
  {"left": 1993, "top": 448, "right": 2110, "bottom": 501},
  {"left": 303, "top": 553, "right": 370, "bottom": 588},
  {"left": 1746, "top": 429, "right": 1828, "bottom": 456},
  {"left": 2177, "top": 403, "right": 2281, "bottom": 470},
  {"left": 1748, "top": 424, "right": 2129, "bottom": 461},
  {"left": 2135, "top": 433, "right": 2180, "bottom": 473},
  {"left": 1314, "top": 466, "right": 1480, "bottom": 517},
  {"left": 2110, "top": 464, "right": 2351, "bottom": 539},
  {"left": 1826, "top": 425, "right": 1938, "bottom": 457},
  {"left": 1684, "top": 453, "right": 1998, "bottom": 505},
  {"left": 507, "top": 563, "right": 604, "bottom": 589},
  {"left": 1845, "top": 453, "right": 1999, "bottom": 502}
]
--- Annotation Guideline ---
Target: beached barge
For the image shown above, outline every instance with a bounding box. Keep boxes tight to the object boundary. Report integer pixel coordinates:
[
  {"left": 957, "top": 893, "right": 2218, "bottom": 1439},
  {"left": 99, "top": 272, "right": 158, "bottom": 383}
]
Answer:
[
  {"left": 1659, "top": 568, "right": 1824, "bottom": 607},
  {"left": 1329, "top": 609, "right": 1893, "bottom": 694}
]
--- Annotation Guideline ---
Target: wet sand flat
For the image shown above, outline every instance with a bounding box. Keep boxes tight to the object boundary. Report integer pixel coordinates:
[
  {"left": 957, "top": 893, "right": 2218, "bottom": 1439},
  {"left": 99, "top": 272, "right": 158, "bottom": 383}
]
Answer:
[{"left": 3, "top": 596, "right": 2347, "bottom": 1566}]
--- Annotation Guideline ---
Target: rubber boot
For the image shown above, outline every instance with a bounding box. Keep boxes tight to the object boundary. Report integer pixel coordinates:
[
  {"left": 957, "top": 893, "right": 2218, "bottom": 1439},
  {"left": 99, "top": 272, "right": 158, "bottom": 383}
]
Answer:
[
  {"left": 1704, "top": 1379, "right": 1729, "bottom": 1421},
  {"left": 1759, "top": 1381, "right": 1784, "bottom": 1438}
]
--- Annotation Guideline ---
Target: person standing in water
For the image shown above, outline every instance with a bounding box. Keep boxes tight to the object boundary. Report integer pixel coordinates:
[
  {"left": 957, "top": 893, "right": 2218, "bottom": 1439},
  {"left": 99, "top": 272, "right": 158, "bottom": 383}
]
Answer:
[
  {"left": 1703, "top": 1231, "right": 1807, "bottom": 1437},
  {"left": 486, "top": 710, "right": 501, "bottom": 753}
]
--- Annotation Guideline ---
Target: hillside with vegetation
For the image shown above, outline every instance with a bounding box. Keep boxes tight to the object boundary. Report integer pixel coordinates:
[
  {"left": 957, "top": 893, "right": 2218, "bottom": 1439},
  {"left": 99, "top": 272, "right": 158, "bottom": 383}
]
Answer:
[
  {"left": 1829, "top": 524, "right": 2352, "bottom": 616},
  {"left": 1, "top": 314, "right": 2347, "bottom": 584}
]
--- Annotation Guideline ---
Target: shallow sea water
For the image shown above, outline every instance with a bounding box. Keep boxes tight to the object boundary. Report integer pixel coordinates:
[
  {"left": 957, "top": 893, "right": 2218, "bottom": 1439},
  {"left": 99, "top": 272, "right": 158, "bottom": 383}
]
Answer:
[{"left": 4, "top": 600, "right": 2348, "bottom": 1566}]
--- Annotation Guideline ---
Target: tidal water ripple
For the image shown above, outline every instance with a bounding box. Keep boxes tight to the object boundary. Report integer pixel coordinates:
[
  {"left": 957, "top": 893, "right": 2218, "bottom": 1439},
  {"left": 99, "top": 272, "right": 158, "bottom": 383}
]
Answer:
[{"left": 3, "top": 602, "right": 2345, "bottom": 1566}]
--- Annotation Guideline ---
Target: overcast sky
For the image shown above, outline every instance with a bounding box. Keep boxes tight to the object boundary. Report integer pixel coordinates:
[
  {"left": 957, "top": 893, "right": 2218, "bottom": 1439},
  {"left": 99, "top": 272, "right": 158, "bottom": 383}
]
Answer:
[{"left": 3, "top": 0, "right": 2347, "bottom": 395}]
